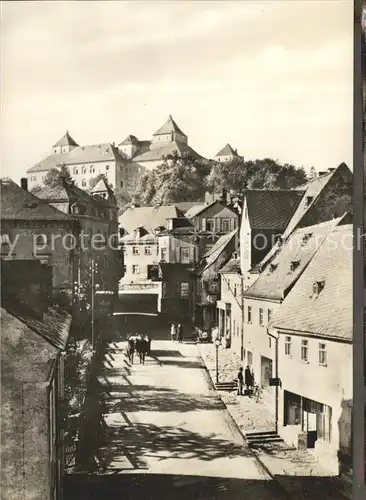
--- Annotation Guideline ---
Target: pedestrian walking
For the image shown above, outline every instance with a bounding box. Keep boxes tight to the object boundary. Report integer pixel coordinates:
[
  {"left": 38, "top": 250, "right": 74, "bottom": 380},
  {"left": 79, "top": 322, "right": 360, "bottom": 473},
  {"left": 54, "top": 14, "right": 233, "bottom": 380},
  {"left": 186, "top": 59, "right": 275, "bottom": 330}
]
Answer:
[
  {"left": 245, "top": 365, "right": 254, "bottom": 394},
  {"left": 170, "top": 323, "right": 177, "bottom": 342},
  {"left": 237, "top": 367, "right": 244, "bottom": 395},
  {"left": 177, "top": 323, "right": 183, "bottom": 343}
]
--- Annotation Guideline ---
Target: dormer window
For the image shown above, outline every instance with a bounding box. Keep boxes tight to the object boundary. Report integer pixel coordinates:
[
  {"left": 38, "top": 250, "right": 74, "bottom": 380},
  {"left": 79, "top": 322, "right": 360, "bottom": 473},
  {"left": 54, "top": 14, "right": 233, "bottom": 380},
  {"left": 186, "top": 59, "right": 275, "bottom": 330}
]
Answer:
[
  {"left": 301, "top": 233, "right": 313, "bottom": 246},
  {"left": 305, "top": 196, "right": 313, "bottom": 208},
  {"left": 313, "top": 280, "right": 325, "bottom": 297},
  {"left": 269, "top": 263, "right": 278, "bottom": 273},
  {"left": 290, "top": 260, "right": 300, "bottom": 272}
]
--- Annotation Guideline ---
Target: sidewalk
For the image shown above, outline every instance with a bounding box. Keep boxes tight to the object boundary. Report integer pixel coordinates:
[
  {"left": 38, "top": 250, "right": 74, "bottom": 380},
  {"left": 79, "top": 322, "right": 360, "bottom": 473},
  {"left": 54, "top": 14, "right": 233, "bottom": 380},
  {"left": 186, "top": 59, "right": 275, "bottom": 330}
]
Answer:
[{"left": 197, "top": 342, "right": 352, "bottom": 500}]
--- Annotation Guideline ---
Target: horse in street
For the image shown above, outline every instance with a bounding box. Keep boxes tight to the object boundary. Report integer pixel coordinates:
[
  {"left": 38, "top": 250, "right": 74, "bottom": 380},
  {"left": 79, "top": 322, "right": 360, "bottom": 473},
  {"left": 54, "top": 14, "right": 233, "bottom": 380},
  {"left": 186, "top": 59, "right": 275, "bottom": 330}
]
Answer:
[{"left": 127, "top": 334, "right": 151, "bottom": 365}]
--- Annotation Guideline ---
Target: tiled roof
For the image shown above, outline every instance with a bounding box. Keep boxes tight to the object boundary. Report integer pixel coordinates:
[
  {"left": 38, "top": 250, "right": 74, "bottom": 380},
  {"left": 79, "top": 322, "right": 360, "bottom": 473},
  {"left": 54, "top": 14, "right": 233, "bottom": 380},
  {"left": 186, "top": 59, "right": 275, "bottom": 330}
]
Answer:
[
  {"left": 90, "top": 177, "right": 112, "bottom": 195},
  {"left": 258, "top": 163, "right": 352, "bottom": 269},
  {"left": 118, "top": 205, "right": 184, "bottom": 234},
  {"left": 132, "top": 140, "right": 203, "bottom": 163},
  {"left": 53, "top": 130, "right": 79, "bottom": 147},
  {"left": 244, "top": 218, "right": 342, "bottom": 301},
  {"left": 245, "top": 190, "right": 303, "bottom": 230},
  {"left": 1, "top": 307, "right": 56, "bottom": 382},
  {"left": 3, "top": 302, "right": 72, "bottom": 350},
  {"left": 27, "top": 143, "right": 125, "bottom": 173},
  {"left": 35, "top": 180, "right": 113, "bottom": 211},
  {"left": 199, "top": 229, "right": 237, "bottom": 273},
  {"left": 219, "top": 258, "right": 241, "bottom": 274},
  {"left": 185, "top": 203, "right": 210, "bottom": 219},
  {"left": 174, "top": 201, "right": 206, "bottom": 214},
  {"left": 0, "top": 178, "right": 73, "bottom": 221},
  {"left": 119, "top": 135, "right": 139, "bottom": 146},
  {"left": 269, "top": 224, "right": 352, "bottom": 341},
  {"left": 215, "top": 143, "right": 239, "bottom": 157},
  {"left": 153, "top": 115, "right": 187, "bottom": 137}
]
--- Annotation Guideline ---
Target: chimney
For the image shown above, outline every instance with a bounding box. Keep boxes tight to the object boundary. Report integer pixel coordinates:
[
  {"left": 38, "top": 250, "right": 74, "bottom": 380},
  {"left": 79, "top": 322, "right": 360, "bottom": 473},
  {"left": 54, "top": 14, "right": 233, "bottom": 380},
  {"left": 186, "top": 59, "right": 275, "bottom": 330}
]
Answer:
[
  {"left": 20, "top": 178, "right": 28, "bottom": 191},
  {"left": 328, "top": 168, "right": 335, "bottom": 172}
]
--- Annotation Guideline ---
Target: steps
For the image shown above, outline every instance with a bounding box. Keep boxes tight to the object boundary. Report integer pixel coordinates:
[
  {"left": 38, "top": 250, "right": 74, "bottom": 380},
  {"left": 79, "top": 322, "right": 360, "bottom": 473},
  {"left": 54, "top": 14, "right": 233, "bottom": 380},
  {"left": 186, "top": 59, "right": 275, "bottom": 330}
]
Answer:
[
  {"left": 245, "top": 430, "right": 285, "bottom": 449},
  {"left": 214, "top": 380, "right": 237, "bottom": 391}
]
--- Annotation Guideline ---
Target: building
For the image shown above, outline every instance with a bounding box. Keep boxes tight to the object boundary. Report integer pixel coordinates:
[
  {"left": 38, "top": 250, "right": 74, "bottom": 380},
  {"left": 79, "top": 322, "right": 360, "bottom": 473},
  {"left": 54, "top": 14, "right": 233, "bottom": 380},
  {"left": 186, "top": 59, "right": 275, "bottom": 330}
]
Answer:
[
  {"left": 242, "top": 218, "right": 344, "bottom": 404},
  {"left": 268, "top": 224, "right": 353, "bottom": 475},
  {"left": 34, "top": 177, "right": 122, "bottom": 339},
  {"left": 26, "top": 131, "right": 143, "bottom": 192},
  {"left": 0, "top": 177, "right": 79, "bottom": 299},
  {"left": 195, "top": 229, "right": 238, "bottom": 335},
  {"left": 118, "top": 204, "right": 196, "bottom": 314},
  {"left": 186, "top": 198, "right": 239, "bottom": 258},
  {"left": 239, "top": 189, "right": 304, "bottom": 290},
  {"left": 1, "top": 261, "right": 72, "bottom": 500},
  {"left": 259, "top": 162, "right": 353, "bottom": 270},
  {"left": 217, "top": 257, "right": 242, "bottom": 353},
  {"left": 118, "top": 115, "right": 206, "bottom": 171},
  {"left": 213, "top": 143, "right": 242, "bottom": 163}
]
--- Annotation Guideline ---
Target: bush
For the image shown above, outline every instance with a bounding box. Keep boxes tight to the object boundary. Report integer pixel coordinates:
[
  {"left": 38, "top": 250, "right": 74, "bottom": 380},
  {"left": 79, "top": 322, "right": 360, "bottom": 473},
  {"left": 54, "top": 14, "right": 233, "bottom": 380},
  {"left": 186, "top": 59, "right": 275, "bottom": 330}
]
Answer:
[{"left": 64, "top": 339, "right": 93, "bottom": 415}]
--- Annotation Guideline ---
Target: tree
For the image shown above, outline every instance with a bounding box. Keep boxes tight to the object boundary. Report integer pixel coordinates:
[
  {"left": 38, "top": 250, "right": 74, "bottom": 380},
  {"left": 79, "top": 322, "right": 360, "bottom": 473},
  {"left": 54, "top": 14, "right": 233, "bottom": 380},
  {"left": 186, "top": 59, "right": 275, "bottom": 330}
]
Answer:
[
  {"left": 309, "top": 166, "right": 317, "bottom": 180},
  {"left": 43, "top": 164, "right": 72, "bottom": 188},
  {"left": 89, "top": 173, "right": 108, "bottom": 190},
  {"left": 206, "top": 158, "right": 307, "bottom": 193},
  {"left": 133, "top": 153, "right": 210, "bottom": 205}
]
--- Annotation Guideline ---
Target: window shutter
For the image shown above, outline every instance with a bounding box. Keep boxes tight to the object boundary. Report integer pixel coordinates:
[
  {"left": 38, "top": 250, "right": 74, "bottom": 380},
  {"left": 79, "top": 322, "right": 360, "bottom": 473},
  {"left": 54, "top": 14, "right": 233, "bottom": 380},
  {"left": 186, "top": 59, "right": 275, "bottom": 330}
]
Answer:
[{"left": 201, "top": 218, "right": 206, "bottom": 231}]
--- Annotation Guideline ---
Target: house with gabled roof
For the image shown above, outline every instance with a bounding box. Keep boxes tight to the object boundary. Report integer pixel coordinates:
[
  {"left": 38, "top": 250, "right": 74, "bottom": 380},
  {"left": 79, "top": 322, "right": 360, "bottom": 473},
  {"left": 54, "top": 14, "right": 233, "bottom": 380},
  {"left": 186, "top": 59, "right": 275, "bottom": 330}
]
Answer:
[
  {"left": 213, "top": 143, "right": 243, "bottom": 163},
  {"left": 194, "top": 229, "right": 238, "bottom": 335},
  {"left": 239, "top": 189, "right": 304, "bottom": 290},
  {"left": 242, "top": 217, "right": 343, "bottom": 404},
  {"left": 268, "top": 224, "right": 353, "bottom": 476},
  {"left": 1, "top": 261, "right": 72, "bottom": 500},
  {"left": 259, "top": 162, "right": 353, "bottom": 271},
  {"left": 0, "top": 177, "right": 79, "bottom": 296}
]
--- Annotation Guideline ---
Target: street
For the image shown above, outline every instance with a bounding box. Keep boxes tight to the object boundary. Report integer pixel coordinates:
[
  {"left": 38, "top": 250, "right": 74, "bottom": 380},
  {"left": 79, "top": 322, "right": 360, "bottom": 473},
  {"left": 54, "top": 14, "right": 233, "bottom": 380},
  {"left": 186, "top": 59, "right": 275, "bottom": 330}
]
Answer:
[{"left": 65, "top": 335, "right": 287, "bottom": 499}]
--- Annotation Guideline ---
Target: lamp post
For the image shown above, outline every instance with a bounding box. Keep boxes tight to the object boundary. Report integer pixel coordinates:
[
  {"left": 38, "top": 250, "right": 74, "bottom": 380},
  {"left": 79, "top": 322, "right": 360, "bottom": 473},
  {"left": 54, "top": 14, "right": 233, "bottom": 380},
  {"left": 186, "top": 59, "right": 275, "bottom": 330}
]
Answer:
[{"left": 214, "top": 337, "right": 221, "bottom": 383}]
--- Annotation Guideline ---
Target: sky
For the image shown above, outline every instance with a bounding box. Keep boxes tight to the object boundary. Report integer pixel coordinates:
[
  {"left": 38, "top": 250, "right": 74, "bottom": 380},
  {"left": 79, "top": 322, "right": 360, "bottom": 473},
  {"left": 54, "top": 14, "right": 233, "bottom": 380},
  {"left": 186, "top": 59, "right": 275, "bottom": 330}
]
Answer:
[{"left": 1, "top": 0, "right": 353, "bottom": 180}]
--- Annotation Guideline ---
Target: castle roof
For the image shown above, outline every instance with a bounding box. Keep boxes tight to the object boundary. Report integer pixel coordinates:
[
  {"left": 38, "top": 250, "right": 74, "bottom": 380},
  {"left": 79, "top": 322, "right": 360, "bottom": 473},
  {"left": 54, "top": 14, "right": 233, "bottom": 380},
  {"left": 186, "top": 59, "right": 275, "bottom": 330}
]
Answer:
[
  {"left": 53, "top": 130, "right": 79, "bottom": 148},
  {"left": 153, "top": 115, "right": 187, "bottom": 137},
  {"left": 119, "top": 135, "right": 139, "bottom": 146},
  {"left": 215, "top": 143, "right": 239, "bottom": 157},
  {"left": 132, "top": 140, "right": 203, "bottom": 163}
]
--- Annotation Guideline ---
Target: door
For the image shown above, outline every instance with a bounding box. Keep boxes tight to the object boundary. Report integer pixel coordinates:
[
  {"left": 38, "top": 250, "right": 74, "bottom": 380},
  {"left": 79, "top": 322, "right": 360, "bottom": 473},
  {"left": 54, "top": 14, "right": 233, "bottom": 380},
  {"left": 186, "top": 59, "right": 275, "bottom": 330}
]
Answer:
[{"left": 260, "top": 356, "right": 273, "bottom": 389}]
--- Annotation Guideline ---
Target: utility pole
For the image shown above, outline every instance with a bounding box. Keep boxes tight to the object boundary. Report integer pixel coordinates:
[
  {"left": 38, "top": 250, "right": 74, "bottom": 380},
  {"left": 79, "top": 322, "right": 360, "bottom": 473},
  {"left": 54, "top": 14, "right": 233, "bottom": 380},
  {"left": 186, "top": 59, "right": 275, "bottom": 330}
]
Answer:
[
  {"left": 240, "top": 274, "right": 244, "bottom": 361},
  {"left": 91, "top": 257, "right": 95, "bottom": 351}
]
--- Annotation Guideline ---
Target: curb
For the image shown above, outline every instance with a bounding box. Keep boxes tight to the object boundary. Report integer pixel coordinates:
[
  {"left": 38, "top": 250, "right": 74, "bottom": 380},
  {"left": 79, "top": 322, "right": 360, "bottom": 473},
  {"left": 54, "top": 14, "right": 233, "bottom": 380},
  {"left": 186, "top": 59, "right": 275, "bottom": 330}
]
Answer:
[{"left": 195, "top": 345, "right": 291, "bottom": 498}]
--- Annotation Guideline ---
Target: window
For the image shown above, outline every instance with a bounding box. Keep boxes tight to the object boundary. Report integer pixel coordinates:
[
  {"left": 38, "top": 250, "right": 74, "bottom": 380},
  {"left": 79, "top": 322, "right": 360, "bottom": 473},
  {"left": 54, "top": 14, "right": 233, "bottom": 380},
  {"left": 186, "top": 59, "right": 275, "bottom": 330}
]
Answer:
[
  {"left": 233, "top": 283, "right": 237, "bottom": 297},
  {"left": 305, "top": 196, "right": 313, "bottom": 208},
  {"left": 160, "top": 247, "right": 167, "bottom": 261},
  {"left": 290, "top": 260, "right": 300, "bottom": 272},
  {"left": 259, "top": 308, "right": 264, "bottom": 326},
  {"left": 301, "top": 339, "right": 309, "bottom": 362},
  {"left": 180, "top": 247, "right": 190, "bottom": 264},
  {"left": 132, "top": 246, "right": 139, "bottom": 255},
  {"left": 180, "top": 282, "right": 189, "bottom": 298},
  {"left": 210, "top": 280, "right": 219, "bottom": 293},
  {"left": 132, "top": 265, "right": 140, "bottom": 274},
  {"left": 106, "top": 165, "right": 110, "bottom": 170},
  {"left": 206, "top": 218, "right": 215, "bottom": 232},
  {"left": 247, "top": 306, "right": 252, "bottom": 324},
  {"left": 123, "top": 265, "right": 126, "bottom": 274},
  {"left": 221, "top": 218, "right": 230, "bottom": 232},
  {"left": 90, "top": 165, "right": 95, "bottom": 173},
  {"left": 73, "top": 167, "right": 78, "bottom": 175},
  {"left": 35, "top": 234, "right": 48, "bottom": 247},
  {"left": 313, "top": 281, "right": 325, "bottom": 297},
  {"left": 82, "top": 179, "right": 87, "bottom": 187},
  {"left": 120, "top": 181, "right": 124, "bottom": 188},
  {"left": 319, "top": 343, "right": 327, "bottom": 366},
  {"left": 247, "top": 351, "right": 253, "bottom": 366},
  {"left": 269, "top": 337, "right": 272, "bottom": 348},
  {"left": 82, "top": 166, "right": 86, "bottom": 174},
  {"left": 285, "top": 336, "right": 292, "bottom": 356},
  {"left": 268, "top": 309, "right": 272, "bottom": 323},
  {"left": 145, "top": 246, "right": 151, "bottom": 255}
]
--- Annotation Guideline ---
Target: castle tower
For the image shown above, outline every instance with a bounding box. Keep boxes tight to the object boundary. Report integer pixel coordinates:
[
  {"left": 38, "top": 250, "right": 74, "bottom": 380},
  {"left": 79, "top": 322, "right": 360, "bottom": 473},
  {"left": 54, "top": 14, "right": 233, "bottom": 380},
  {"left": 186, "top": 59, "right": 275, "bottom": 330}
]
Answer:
[{"left": 52, "top": 130, "right": 79, "bottom": 155}]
